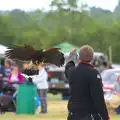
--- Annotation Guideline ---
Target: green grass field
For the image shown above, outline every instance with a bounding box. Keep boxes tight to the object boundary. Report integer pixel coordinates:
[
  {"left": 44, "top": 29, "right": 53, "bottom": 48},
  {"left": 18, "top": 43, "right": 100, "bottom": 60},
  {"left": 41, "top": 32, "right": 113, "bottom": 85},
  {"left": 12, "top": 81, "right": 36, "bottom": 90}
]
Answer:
[{"left": 0, "top": 94, "right": 119, "bottom": 120}]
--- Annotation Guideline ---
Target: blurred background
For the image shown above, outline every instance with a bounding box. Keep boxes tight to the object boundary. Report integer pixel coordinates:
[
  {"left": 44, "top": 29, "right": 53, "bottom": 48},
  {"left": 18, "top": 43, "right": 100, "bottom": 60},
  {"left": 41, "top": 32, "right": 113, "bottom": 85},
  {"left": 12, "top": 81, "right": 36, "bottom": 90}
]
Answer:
[
  {"left": 0, "top": 0, "right": 120, "bottom": 63},
  {"left": 0, "top": 0, "right": 120, "bottom": 120}
]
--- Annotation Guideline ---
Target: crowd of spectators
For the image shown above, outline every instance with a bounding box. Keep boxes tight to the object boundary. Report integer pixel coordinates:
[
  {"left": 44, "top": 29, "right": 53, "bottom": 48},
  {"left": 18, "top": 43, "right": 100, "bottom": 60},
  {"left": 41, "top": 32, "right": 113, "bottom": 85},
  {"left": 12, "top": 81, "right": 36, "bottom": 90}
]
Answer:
[{"left": 0, "top": 58, "right": 49, "bottom": 114}]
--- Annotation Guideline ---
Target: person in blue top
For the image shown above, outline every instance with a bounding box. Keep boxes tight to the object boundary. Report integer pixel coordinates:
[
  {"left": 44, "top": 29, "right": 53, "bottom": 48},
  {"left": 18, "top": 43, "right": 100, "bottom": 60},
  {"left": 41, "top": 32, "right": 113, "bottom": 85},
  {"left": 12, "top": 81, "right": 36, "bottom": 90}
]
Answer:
[{"left": 0, "top": 58, "right": 5, "bottom": 93}]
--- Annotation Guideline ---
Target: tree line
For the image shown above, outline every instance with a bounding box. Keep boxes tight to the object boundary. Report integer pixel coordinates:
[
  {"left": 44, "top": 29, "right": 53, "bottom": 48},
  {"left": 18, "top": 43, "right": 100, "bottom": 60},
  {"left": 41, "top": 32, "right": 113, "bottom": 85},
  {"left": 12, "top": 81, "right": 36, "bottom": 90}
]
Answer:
[{"left": 0, "top": 0, "right": 120, "bottom": 63}]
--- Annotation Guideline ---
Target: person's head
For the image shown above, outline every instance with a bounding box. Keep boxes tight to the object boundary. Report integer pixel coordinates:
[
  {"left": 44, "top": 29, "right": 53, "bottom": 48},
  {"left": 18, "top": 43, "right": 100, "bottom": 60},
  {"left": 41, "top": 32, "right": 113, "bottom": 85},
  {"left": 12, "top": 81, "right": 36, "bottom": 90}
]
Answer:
[
  {"left": 79, "top": 45, "right": 94, "bottom": 62},
  {"left": 23, "top": 63, "right": 29, "bottom": 69},
  {"left": 5, "top": 60, "right": 11, "bottom": 68},
  {"left": 72, "top": 48, "right": 76, "bottom": 52},
  {"left": 108, "top": 63, "right": 112, "bottom": 68},
  {"left": 12, "top": 64, "right": 19, "bottom": 73}
]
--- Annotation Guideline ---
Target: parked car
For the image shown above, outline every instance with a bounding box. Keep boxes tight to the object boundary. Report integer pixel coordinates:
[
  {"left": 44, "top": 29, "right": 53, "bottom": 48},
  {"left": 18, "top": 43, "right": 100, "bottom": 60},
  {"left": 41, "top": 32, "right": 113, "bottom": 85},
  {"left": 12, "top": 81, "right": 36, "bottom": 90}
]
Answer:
[{"left": 46, "top": 66, "right": 69, "bottom": 98}]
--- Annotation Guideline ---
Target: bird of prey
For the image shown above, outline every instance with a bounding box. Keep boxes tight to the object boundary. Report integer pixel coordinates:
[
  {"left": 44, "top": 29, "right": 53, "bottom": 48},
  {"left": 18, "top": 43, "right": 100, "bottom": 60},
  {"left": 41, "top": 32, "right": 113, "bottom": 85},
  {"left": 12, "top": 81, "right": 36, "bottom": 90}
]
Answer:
[{"left": 5, "top": 44, "right": 65, "bottom": 67}]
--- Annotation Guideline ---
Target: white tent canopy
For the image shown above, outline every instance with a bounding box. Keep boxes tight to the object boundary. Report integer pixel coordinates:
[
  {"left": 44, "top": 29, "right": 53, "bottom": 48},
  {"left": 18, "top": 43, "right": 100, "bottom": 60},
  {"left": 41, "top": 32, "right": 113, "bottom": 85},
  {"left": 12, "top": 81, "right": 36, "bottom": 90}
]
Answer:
[{"left": 0, "top": 44, "right": 7, "bottom": 55}]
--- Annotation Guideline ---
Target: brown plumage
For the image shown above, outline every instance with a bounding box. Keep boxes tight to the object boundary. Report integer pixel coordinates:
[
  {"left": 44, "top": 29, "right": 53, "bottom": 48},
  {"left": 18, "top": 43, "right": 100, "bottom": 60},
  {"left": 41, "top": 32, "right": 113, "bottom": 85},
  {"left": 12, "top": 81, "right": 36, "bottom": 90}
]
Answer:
[{"left": 5, "top": 45, "right": 65, "bottom": 67}]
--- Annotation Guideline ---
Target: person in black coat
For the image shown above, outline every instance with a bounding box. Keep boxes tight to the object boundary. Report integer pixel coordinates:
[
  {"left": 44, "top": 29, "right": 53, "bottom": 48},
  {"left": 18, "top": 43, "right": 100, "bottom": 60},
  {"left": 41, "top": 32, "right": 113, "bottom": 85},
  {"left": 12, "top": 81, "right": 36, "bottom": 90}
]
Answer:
[{"left": 65, "top": 45, "right": 110, "bottom": 120}]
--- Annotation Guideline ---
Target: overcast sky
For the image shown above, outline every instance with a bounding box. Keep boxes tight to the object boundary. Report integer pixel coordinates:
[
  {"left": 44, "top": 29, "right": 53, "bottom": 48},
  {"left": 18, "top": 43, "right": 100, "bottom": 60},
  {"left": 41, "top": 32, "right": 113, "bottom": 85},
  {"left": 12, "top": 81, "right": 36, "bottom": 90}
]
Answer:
[{"left": 0, "top": 0, "right": 118, "bottom": 11}]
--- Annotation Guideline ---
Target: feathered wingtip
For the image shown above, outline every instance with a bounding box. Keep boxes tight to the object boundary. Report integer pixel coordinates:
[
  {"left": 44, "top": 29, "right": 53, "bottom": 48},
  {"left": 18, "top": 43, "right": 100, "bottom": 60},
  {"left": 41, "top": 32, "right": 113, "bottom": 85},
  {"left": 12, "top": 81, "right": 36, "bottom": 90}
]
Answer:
[
  {"left": 6, "top": 44, "right": 27, "bottom": 51},
  {"left": 5, "top": 47, "right": 13, "bottom": 53},
  {"left": 5, "top": 45, "right": 18, "bottom": 57}
]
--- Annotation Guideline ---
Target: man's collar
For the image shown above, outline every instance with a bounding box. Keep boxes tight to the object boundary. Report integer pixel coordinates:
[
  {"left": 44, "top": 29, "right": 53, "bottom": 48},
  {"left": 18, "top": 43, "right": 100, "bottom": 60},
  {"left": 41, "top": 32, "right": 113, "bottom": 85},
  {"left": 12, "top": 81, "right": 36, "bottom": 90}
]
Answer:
[{"left": 80, "top": 62, "right": 94, "bottom": 68}]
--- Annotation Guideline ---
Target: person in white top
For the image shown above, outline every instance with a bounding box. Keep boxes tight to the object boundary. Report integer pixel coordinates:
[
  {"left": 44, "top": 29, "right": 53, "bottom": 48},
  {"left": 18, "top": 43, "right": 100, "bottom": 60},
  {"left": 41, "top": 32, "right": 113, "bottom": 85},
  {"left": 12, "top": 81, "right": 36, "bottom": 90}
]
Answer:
[{"left": 32, "top": 65, "right": 48, "bottom": 114}]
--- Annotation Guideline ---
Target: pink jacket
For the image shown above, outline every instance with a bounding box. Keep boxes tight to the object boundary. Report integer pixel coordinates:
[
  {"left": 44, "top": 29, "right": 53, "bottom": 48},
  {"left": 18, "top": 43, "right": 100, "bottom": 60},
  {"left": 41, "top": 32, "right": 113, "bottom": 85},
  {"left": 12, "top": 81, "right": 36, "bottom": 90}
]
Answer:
[{"left": 8, "top": 72, "right": 24, "bottom": 84}]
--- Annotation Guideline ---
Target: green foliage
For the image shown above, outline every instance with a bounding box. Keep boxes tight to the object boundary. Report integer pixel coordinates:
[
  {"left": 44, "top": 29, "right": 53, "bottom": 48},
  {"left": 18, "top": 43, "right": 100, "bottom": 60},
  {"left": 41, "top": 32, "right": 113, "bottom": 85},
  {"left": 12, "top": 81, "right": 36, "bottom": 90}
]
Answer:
[
  {"left": 0, "top": 15, "right": 15, "bottom": 46},
  {"left": 0, "top": 0, "right": 120, "bottom": 63}
]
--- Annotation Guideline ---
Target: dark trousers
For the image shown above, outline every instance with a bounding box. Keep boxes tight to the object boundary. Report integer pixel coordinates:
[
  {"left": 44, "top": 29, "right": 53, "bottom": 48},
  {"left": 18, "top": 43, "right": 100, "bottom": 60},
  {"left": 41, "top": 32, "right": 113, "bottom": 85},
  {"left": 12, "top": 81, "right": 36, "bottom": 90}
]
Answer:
[
  {"left": 0, "top": 80, "right": 3, "bottom": 93},
  {"left": 0, "top": 95, "right": 16, "bottom": 113},
  {"left": 68, "top": 113, "right": 102, "bottom": 120},
  {"left": 37, "top": 89, "right": 48, "bottom": 113}
]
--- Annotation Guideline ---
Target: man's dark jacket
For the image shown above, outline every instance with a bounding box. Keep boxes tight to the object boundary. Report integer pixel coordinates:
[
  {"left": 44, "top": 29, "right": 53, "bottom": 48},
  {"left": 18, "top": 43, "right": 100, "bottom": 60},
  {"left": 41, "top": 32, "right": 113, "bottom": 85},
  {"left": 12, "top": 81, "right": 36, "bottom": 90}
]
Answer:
[{"left": 65, "top": 61, "right": 109, "bottom": 120}]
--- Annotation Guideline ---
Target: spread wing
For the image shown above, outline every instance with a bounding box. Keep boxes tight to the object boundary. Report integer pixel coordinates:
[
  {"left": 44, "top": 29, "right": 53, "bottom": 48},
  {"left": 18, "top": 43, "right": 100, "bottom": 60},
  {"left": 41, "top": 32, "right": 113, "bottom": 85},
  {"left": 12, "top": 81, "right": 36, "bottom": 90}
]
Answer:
[
  {"left": 43, "top": 48, "right": 65, "bottom": 67},
  {"left": 5, "top": 44, "right": 36, "bottom": 61}
]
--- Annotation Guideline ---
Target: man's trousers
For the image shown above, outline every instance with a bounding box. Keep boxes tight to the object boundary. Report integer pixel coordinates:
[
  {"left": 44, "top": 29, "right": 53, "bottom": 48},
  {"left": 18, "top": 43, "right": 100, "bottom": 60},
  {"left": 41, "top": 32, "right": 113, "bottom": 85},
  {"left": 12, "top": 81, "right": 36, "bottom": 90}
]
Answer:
[{"left": 68, "top": 112, "right": 103, "bottom": 120}]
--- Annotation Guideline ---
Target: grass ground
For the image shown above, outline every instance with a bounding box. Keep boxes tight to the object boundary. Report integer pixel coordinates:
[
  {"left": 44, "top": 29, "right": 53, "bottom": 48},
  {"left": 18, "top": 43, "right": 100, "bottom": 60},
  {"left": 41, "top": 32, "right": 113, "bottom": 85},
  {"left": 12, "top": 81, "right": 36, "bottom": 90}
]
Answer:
[{"left": 0, "top": 94, "right": 119, "bottom": 120}]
